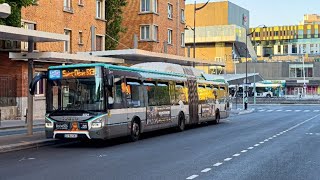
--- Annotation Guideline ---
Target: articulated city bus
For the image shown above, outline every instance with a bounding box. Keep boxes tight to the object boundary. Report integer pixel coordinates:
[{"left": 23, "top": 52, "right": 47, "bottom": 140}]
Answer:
[{"left": 30, "top": 62, "right": 229, "bottom": 141}]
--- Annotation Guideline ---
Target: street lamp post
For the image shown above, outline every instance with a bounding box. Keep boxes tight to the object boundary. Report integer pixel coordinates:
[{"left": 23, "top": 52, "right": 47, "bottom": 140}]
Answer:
[
  {"left": 245, "top": 25, "right": 267, "bottom": 109},
  {"left": 186, "top": 0, "right": 210, "bottom": 67}
]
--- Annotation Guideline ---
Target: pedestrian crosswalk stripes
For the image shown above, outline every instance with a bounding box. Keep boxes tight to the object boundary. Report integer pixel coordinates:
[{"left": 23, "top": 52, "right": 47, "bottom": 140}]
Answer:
[{"left": 256, "top": 109, "right": 320, "bottom": 113}]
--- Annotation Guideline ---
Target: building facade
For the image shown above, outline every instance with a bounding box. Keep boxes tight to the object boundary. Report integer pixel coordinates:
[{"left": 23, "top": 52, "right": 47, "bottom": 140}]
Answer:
[
  {"left": 300, "top": 14, "right": 320, "bottom": 25},
  {"left": 185, "top": 1, "right": 255, "bottom": 74},
  {"left": 118, "top": 0, "right": 185, "bottom": 56},
  {"left": 0, "top": 0, "right": 107, "bottom": 119},
  {"left": 251, "top": 24, "right": 320, "bottom": 58}
]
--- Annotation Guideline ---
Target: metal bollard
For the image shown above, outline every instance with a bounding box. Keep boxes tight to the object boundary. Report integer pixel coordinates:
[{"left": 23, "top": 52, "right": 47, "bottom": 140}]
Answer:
[{"left": 25, "top": 108, "right": 28, "bottom": 124}]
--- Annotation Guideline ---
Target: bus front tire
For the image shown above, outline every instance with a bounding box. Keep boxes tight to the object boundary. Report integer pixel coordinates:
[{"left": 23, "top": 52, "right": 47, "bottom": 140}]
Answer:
[{"left": 130, "top": 120, "right": 140, "bottom": 142}]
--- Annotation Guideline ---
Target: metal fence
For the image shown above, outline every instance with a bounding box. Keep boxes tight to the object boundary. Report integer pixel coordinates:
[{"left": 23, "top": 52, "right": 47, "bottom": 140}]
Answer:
[{"left": 0, "top": 75, "right": 17, "bottom": 107}]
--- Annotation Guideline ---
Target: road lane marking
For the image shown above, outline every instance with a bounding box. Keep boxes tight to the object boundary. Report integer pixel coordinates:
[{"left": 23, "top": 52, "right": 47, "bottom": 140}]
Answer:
[
  {"left": 276, "top": 110, "right": 282, "bottom": 112},
  {"left": 273, "top": 135, "right": 277, "bottom": 138},
  {"left": 201, "top": 168, "right": 211, "bottom": 173},
  {"left": 314, "top": 110, "right": 320, "bottom": 112},
  {"left": 295, "top": 110, "right": 301, "bottom": 112},
  {"left": 304, "top": 110, "right": 310, "bottom": 112},
  {"left": 254, "top": 144, "right": 260, "bottom": 147},
  {"left": 264, "top": 139, "right": 269, "bottom": 142},
  {"left": 224, "top": 158, "right": 232, "bottom": 161},
  {"left": 248, "top": 147, "right": 254, "bottom": 150},
  {"left": 213, "top": 162, "right": 223, "bottom": 167},
  {"left": 186, "top": 175, "right": 199, "bottom": 179},
  {"left": 259, "top": 110, "right": 265, "bottom": 112},
  {"left": 267, "top": 110, "right": 274, "bottom": 112},
  {"left": 241, "top": 150, "right": 248, "bottom": 153},
  {"left": 286, "top": 110, "right": 292, "bottom": 112},
  {"left": 233, "top": 154, "right": 240, "bottom": 157},
  {"left": 259, "top": 141, "right": 264, "bottom": 144}
]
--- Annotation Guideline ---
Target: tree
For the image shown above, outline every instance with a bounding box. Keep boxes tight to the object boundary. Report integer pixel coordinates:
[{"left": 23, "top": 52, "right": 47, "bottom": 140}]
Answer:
[
  {"left": 0, "top": 0, "right": 36, "bottom": 27},
  {"left": 105, "top": 0, "right": 127, "bottom": 50}
]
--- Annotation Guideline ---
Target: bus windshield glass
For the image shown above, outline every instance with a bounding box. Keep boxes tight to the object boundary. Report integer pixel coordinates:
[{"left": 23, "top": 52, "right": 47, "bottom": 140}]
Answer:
[{"left": 46, "top": 67, "right": 105, "bottom": 113}]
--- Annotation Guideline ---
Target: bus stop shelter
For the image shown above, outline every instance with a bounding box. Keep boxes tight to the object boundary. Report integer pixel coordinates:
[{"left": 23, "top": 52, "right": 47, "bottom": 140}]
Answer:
[
  {"left": 79, "top": 49, "right": 226, "bottom": 67},
  {"left": 0, "top": 25, "right": 124, "bottom": 135}
]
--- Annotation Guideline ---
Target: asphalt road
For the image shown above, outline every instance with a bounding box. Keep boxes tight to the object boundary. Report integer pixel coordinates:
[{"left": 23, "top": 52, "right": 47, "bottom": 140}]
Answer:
[
  {"left": 0, "top": 105, "right": 320, "bottom": 180},
  {"left": 0, "top": 127, "right": 44, "bottom": 137}
]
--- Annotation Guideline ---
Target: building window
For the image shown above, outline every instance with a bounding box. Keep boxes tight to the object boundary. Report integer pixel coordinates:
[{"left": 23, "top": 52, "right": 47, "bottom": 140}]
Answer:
[
  {"left": 35, "top": 72, "right": 45, "bottom": 96},
  {"left": 63, "top": 0, "right": 73, "bottom": 12},
  {"left": 168, "top": 3, "right": 173, "bottom": 19},
  {"left": 181, "top": 32, "right": 185, "bottom": 47},
  {"left": 79, "top": 31, "right": 83, "bottom": 44},
  {"left": 274, "top": 31, "right": 279, "bottom": 36},
  {"left": 96, "top": 0, "right": 102, "bottom": 18},
  {"left": 289, "top": 64, "right": 313, "bottom": 78},
  {"left": 64, "top": 29, "right": 71, "bottom": 53},
  {"left": 78, "top": 0, "right": 84, "bottom": 6},
  {"left": 298, "top": 30, "right": 303, "bottom": 39},
  {"left": 96, "top": 35, "right": 103, "bottom": 51},
  {"left": 21, "top": 22, "right": 36, "bottom": 50},
  {"left": 307, "top": 29, "right": 311, "bottom": 38},
  {"left": 153, "top": 0, "right": 158, "bottom": 13},
  {"left": 181, "top": 9, "right": 185, "bottom": 23},
  {"left": 140, "top": 25, "right": 150, "bottom": 40},
  {"left": 153, "top": 25, "right": 158, "bottom": 41},
  {"left": 168, "top": 29, "right": 172, "bottom": 44},
  {"left": 141, "top": 0, "right": 150, "bottom": 12}
]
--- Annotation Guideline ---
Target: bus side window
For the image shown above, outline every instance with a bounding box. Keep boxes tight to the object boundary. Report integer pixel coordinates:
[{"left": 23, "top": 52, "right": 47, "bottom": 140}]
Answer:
[
  {"left": 156, "top": 82, "right": 170, "bottom": 106},
  {"left": 126, "top": 79, "right": 145, "bottom": 108},
  {"left": 144, "top": 82, "right": 156, "bottom": 106},
  {"left": 111, "top": 76, "right": 125, "bottom": 109},
  {"left": 175, "top": 82, "right": 187, "bottom": 105}
]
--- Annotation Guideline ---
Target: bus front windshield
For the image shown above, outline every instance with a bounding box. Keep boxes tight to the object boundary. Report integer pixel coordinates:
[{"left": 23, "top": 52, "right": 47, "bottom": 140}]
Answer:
[{"left": 46, "top": 69, "right": 105, "bottom": 113}]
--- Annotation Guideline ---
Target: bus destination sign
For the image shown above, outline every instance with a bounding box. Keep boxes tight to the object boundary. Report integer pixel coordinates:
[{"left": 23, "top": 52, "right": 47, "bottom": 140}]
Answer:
[{"left": 62, "top": 68, "right": 95, "bottom": 78}]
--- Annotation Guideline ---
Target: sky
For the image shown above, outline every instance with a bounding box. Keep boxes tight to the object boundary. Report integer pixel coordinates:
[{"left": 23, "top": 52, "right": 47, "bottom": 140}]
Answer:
[{"left": 185, "top": 0, "right": 320, "bottom": 27}]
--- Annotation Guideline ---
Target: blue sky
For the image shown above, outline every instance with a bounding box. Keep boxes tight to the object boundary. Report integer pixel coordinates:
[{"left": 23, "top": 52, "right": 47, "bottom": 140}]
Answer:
[{"left": 185, "top": 0, "right": 320, "bottom": 27}]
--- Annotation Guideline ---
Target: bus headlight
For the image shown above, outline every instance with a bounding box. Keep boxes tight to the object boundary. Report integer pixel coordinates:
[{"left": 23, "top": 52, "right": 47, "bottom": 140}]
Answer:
[
  {"left": 45, "top": 119, "right": 54, "bottom": 128},
  {"left": 91, "top": 118, "right": 103, "bottom": 128}
]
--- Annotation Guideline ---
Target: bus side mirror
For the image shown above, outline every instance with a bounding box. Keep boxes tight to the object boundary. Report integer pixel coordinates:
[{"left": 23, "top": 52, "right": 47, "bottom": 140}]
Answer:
[
  {"left": 29, "top": 72, "right": 47, "bottom": 95},
  {"left": 107, "top": 75, "right": 114, "bottom": 86}
]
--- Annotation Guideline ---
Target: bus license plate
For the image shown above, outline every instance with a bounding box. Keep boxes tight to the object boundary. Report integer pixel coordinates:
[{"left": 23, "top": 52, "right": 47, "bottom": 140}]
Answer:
[{"left": 64, "top": 134, "right": 78, "bottom": 138}]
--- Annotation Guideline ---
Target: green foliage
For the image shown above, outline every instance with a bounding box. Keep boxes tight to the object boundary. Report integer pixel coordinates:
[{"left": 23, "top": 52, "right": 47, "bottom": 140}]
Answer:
[
  {"left": 105, "top": 0, "right": 127, "bottom": 50},
  {"left": 0, "top": 0, "right": 36, "bottom": 27}
]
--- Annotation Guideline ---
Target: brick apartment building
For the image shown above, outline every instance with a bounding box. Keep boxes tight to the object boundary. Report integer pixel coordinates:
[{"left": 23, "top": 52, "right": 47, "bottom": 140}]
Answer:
[
  {"left": 0, "top": 0, "right": 106, "bottom": 119},
  {"left": 118, "top": 0, "right": 186, "bottom": 56}
]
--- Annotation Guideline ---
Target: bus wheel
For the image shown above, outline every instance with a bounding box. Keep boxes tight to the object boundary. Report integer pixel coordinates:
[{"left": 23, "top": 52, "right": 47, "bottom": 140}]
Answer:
[
  {"left": 214, "top": 111, "right": 220, "bottom": 124},
  {"left": 130, "top": 120, "right": 140, "bottom": 142},
  {"left": 177, "top": 113, "right": 185, "bottom": 131}
]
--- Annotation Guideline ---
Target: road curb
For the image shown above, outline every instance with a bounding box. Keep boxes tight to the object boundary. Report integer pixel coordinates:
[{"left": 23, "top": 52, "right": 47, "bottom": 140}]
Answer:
[
  {"left": 0, "top": 139, "right": 64, "bottom": 154},
  {"left": 238, "top": 109, "right": 255, "bottom": 115},
  {"left": 0, "top": 124, "right": 44, "bottom": 131}
]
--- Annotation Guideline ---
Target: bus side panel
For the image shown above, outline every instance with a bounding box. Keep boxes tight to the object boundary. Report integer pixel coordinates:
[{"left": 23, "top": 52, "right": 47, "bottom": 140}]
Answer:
[
  {"left": 127, "top": 107, "right": 147, "bottom": 133},
  {"left": 107, "top": 109, "right": 129, "bottom": 139}
]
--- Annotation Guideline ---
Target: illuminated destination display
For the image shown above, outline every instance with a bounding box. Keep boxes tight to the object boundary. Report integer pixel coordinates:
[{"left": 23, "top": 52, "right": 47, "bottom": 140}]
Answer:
[
  {"left": 62, "top": 68, "right": 95, "bottom": 78},
  {"left": 48, "top": 70, "right": 62, "bottom": 80}
]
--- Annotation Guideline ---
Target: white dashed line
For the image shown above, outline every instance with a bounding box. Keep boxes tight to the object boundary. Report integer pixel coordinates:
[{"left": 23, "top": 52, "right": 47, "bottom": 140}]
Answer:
[
  {"left": 295, "top": 110, "right": 301, "bottom": 112},
  {"left": 259, "top": 110, "right": 265, "bottom": 112},
  {"left": 304, "top": 110, "right": 310, "bottom": 112},
  {"left": 264, "top": 139, "right": 269, "bottom": 142},
  {"left": 314, "top": 110, "right": 320, "bottom": 112},
  {"left": 213, "top": 162, "right": 223, "bottom": 167},
  {"left": 276, "top": 110, "right": 282, "bottom": 112},
  {"left": 201, "top": 168, "right": 211, "bottom": 173},
  {"left": 241, "top": 150, "right": 248, "bottom": 153},
  {"left": 273, "top": 135, "right": 277, "bottom": 138},
  {"left": 254, "top": 144, "right": 260, "bottom": 147},
  {"left": 268, "top": 137, "right": 273, "bottom": 140},
  {"left": 259, "top": 141, "right": 264, "bottom": 144},
  {"left": 186, "top": 175, "right": 199, "bottom": 179},
  {"left": 267, "top": 110, "right": 274, "bottom": 112},
  {"left": 233, "top": 154, "right": 241, "bottom": 157},
  {"left": 224, "top": 158, "right": 232, "bottom": 161},
  {"left": 248, "top": 147, "right": 254, "bottom": 150},
  {"left": 286, "top": 110, "right": 292, "bottom": 112}
]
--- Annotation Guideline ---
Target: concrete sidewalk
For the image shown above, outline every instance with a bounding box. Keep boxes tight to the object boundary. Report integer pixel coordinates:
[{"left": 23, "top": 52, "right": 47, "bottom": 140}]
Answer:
[
  {"left": 0, "top": 132, "right": 58, "bottom": 153},
  {"left": 0, "top": 119, "right": 44, "bottom": 130}
]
